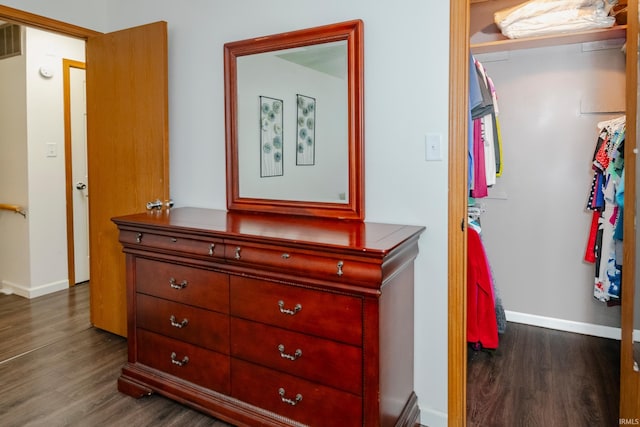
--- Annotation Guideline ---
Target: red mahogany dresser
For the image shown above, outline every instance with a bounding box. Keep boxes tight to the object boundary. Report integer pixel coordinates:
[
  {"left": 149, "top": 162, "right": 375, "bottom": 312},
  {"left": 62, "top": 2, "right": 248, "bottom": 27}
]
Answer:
[{"left": 113, "top": 207, "right": 424, "bottom": 427}]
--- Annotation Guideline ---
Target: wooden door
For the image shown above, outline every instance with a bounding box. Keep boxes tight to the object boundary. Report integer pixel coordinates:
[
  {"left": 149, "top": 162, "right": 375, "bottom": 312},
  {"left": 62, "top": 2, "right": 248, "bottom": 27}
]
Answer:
[
  {"left": 86, "top": 22, "right": 170, "bottom": 337},
  {"left": 619, "top": 0, "right": 640, "bottom": 418}
]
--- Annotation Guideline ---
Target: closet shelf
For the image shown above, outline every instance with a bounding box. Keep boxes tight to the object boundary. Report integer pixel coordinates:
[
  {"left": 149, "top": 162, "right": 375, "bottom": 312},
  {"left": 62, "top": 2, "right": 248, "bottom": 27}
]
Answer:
[
  {"left": 471, "top": 0, "right": 627, "bottom": 54},
  {"left": 472, "top": 25, "right": 627, "bottom": 54}
]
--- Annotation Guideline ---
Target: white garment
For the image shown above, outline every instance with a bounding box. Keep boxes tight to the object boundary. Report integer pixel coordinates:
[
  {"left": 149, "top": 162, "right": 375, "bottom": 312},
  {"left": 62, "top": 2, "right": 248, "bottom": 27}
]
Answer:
[
  {"left": 482, "top": 114, "right": 497, "bottom": 186},
  {"left": 495, "top": 0, "right": 617, "bottom": 39},
  {"left": 474, "top": 60, "right": 497, "bottom": 186}
]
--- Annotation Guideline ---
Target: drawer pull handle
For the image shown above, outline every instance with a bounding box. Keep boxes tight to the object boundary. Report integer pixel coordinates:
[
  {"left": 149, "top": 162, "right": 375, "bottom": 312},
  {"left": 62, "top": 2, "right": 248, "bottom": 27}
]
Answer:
[
  {"left": 169, "top": 278, "right": 188, "bottom": 289},
  {"left": 170, "top": 352, "right": 189, "bottom": 367},
  {"left": 234, "top": 246, "right": 241, "bottom": 259},
  {"left": 278, "top": 388, "right": 302, "bottom": 406},
  {"left": 171, "top": 237, "right": 177, "bottom": 243},
  {"left": 281, "top": 253, "right": 290, "bottom": 259},
  {"left": 277, "top": 344, "right": 302, "bottom": 361},
  {"left": 337, "top": 260, "right": 344, "bottom": 276},
  {"left": 208, "top": 243, "right": 216, "bottom": 256},
  {"left": 136, "top": 233, "right": 143, "bottom": 243},
  {"left": 278, "top": 300, "right": 302, "bottom": 316},
  {"left": 169, "top": 315, "right": 189, "bottom": 329}
]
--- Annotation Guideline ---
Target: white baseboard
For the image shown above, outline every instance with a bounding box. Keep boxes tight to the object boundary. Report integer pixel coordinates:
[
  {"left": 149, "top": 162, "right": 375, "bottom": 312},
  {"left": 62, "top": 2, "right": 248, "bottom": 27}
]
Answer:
[
  {"left": 1, "top": 279, "right": 69, "bottom": 299},
  {"left": 505, "top": 310, "right": 625, "bottom": 340},
  {"left": 418, "top": 406, "right": 447, "bottom": 427}
]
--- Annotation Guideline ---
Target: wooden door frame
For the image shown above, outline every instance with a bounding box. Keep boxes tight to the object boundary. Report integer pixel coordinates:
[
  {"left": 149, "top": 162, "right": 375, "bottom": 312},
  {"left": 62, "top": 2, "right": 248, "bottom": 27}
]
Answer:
[
  {"left": 448, "top": 1, "right": 639, "bottom": 425},
  {"left": 63, "top": 58, "right": 87, "bottom": 288},
  {"left": 620, "top": 0, "right": 639, "bottom": 418},
  {"left": 0, "top": 6, "right": 100, "bottom": 38},
  {"left": 448, "top": 1, "right": 469, "bottom": 426}
]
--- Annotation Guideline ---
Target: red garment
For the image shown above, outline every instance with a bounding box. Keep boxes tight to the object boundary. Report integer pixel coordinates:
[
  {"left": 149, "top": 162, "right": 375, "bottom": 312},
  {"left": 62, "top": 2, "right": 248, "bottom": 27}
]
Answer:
[
  {"left": 584, "top": 210, "right": 599, "bottom": 263},
  {"left": 467, "top": 228, "right": 498, "bottom": 349}
]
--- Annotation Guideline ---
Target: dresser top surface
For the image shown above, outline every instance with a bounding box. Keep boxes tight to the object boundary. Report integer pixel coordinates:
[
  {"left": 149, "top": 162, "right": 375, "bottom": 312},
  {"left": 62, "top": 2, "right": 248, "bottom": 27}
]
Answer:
[{"left": 113, "top": 207, "right": 424, "bottom": 255}]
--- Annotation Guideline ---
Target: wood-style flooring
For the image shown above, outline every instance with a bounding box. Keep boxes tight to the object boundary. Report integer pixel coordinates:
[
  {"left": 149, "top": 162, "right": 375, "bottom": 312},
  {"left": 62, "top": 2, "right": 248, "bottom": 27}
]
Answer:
[
  {"left": 0, "top": 283, "right": 234, "bottom": 427},
  {"left": 467, "top": 322, "right": 620, "bottom": 427},
  {"left": 2, "top": 284, "right": 622, "bottom": 426}
]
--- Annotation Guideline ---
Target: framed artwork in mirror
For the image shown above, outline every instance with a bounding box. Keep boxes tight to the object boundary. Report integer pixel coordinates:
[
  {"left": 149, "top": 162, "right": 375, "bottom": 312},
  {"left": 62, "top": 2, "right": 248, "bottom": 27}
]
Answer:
[
  {"left": 260, "top": 96, "right": 284, "bottom": 177},
  {"left": 224, "top": 19, "right": 364, "bottom": 220},
  {"left": 296, "top": 94, "right": 316, "bottom": 166}
]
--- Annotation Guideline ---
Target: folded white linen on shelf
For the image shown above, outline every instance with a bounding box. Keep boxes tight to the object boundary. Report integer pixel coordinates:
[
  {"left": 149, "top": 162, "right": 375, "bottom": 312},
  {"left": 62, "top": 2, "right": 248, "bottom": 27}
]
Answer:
[{"left": 495, "top": 0, "right": 617, "bottom": 39}]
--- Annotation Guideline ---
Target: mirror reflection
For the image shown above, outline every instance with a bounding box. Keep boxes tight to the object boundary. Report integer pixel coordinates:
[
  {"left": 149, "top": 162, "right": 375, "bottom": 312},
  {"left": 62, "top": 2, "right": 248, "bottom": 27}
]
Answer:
[{"left": 236, "top": 41, "right": 348, "bottom": 204}]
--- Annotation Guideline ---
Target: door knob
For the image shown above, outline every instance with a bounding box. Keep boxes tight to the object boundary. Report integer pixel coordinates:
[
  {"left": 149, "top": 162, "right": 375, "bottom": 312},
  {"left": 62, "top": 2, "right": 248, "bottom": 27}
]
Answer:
[{"left": 76, "top": 182, "right": 87, "bottom": 190}]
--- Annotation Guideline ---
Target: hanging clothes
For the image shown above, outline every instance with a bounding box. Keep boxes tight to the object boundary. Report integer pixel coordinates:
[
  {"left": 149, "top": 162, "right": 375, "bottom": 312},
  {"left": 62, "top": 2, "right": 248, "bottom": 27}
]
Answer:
[
  {"left": 584, "top": 115, "right": 625, "bottom": 303},
  {"left": 469, "top": 57, "right": 503, "bottom": 198},
  {"left": 469, "top": 53, "right": 482, "bottom": 193},
  {"left": 467, "top": 227, "right": 499, "bottom": 350}
]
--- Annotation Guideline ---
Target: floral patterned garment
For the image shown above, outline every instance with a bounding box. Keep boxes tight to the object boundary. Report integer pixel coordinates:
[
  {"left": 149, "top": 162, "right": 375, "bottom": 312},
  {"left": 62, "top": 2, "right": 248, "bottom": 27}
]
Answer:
[{"left": 585, "top": 117, "right": 625, "bottom": 302}]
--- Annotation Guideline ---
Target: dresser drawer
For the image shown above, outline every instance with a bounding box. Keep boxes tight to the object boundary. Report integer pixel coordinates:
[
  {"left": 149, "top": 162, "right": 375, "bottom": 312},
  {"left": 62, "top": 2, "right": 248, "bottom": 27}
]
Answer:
[
  {"left": 137, "top": 329, "right": 230, "bottom": 394},
  {"left": 136, "top": 258, "right": 229, "bottom": 313},
  {"left": 120, "top": 229, "right": 224, "bottom": 258},
  {"left": 137, "top": 294, "right": 229, "bottom": 353},
  {"left": 231, "top": 318, "right": 361, "bottom": 395},
  {"left": 232, "top": 359, "right": 361, "bottom": 426},
  {"left": 230, "top": 276, "right": 362, "bottom": 346},
  {"left": 225, "top": 240, "right": 380, "bottom": 284}
]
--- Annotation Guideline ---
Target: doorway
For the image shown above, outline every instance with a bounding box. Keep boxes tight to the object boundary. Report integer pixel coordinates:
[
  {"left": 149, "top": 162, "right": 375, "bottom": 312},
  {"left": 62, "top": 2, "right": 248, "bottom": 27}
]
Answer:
[
  {"left": 448, "top": 1, "right": 640, "bottom": 425},
  {"left": 0, "top": 6, "right": 171, "bottom": 337},
  {"left": 64, "top": 59, "right": 89, "bottom": 287},
  {"left": 0, "top": 23, "right": 86, "bottom": 298}
]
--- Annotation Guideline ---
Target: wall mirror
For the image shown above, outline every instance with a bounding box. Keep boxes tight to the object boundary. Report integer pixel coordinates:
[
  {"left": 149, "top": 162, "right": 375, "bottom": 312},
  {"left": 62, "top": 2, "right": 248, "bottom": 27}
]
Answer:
[{"left": 224, "top": 19, "right": 364, "bottom": 220}]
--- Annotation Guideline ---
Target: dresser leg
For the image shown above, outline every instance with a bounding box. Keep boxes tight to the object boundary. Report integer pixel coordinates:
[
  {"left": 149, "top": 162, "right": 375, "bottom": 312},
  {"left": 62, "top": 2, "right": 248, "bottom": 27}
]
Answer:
[{"left": 118, "top": 375, "right": 154, "bottom": 398}]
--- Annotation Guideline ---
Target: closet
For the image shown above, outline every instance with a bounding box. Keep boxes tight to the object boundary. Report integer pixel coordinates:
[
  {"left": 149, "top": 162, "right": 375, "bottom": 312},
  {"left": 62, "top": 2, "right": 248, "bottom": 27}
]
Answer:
[{"left": 459, "top": 0, "right": 639, "bottom": 423}]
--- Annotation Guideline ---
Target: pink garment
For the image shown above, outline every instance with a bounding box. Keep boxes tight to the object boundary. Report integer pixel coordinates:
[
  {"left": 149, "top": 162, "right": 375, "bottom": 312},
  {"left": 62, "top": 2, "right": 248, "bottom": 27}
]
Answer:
[{"left": 471, "top": 118, "right": 488, "bottom": 198}]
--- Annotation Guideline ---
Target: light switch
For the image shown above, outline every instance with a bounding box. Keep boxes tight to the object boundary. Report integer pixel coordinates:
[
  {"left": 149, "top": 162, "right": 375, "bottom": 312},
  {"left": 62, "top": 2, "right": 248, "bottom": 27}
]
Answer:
[
  {"left": 425, "top": 133, "right": 442, "bottom": 161},
  {"left": 46, "top": 142, "right": 57, "bottom": 157}
]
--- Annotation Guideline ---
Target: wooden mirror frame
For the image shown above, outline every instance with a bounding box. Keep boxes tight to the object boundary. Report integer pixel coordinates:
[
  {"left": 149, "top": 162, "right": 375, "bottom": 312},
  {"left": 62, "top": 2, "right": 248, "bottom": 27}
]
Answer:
[{"left": 224, "top": 19, "right": 364, "bottom": 220}]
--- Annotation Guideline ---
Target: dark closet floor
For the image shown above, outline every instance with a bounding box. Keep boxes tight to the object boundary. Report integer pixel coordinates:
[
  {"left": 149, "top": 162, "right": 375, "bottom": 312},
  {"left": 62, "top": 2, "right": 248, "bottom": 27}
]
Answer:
[{"left": 467, "top": 322, "right": 620, "bottom": 427}]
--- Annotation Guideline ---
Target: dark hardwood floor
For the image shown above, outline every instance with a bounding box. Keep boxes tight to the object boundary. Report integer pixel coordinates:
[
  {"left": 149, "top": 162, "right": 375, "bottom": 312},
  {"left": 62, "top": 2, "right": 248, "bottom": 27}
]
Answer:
[
  {"left": 3, "top": 284, "right": 621, "bottom": 426},
  {"left": 467, "top": 322, "right": 620, "bottom": 427},
  {"left": 0, "top": 283, "right": 234, "bottom": 427}
]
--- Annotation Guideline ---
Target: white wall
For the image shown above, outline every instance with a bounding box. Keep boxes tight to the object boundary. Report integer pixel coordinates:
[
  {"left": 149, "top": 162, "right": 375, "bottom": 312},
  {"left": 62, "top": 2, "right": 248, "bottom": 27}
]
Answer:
[
  {"left": 476, "top": 42, "right": 625, "bottom": 332},
  {"left": 0, "top": 1, "right": 452, "bottom": 425},
  {"left": 237, "top": 51, "right": 348, "bottom": 202},
  {"left": 103, "top": 2, "right": 452, "bottom": 424},
  {"left": 0, "top": 47, "right": 29, "bottom": 292},
  {"left": 24, "top": 27, "right": 85, "bottom": 296}
]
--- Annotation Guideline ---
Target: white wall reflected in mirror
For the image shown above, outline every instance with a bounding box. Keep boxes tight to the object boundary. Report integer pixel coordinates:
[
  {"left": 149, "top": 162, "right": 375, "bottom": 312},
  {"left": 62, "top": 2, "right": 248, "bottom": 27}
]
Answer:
[{"left": 236, "top": 41, "right": 348, "bottom": 204}]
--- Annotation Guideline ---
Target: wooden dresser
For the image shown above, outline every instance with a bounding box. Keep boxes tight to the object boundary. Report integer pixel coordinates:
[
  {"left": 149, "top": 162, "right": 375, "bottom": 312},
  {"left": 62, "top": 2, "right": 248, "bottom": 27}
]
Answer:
[{"left": 112, "top": 207, "right": 424, "bottom": 427}]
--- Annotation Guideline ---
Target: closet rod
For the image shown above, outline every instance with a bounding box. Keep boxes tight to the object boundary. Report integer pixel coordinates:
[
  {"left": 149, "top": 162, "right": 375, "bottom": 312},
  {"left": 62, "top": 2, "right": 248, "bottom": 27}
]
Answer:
[{"left": 0, "top": 203, "right": 26, "bottom": 218}]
